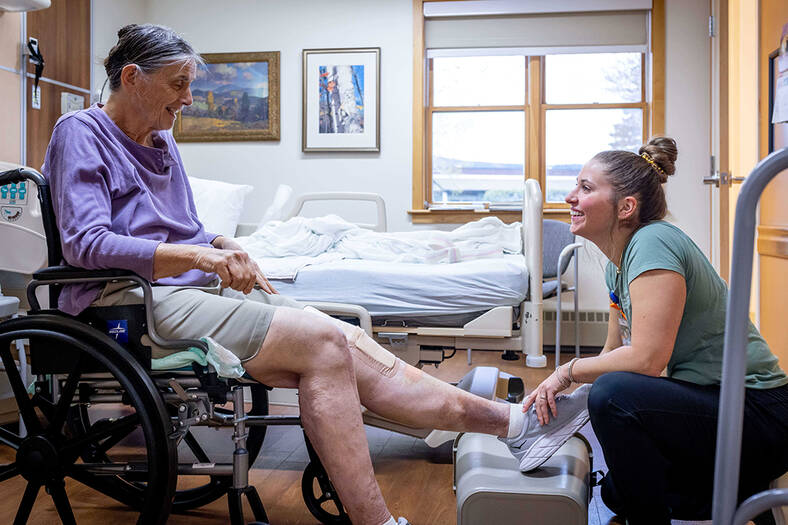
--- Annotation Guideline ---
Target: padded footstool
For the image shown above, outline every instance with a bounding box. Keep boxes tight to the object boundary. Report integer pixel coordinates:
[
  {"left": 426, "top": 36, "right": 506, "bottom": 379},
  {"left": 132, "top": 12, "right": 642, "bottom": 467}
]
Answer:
[{"left": 454, "top": 432, "right": 592, "bottom": 525}]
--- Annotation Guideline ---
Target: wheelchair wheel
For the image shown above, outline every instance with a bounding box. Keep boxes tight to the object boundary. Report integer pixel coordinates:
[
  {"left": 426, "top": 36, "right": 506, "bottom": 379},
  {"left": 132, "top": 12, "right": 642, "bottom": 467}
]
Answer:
[
  {"left": 301, "top": 461, "right": 351, "bottom": 524},
  {"left": 68, "top": 378, "right": 269, "bottom": 512},
  {"left": 0, "top": 315, "right": 176, "bottom": 525}
]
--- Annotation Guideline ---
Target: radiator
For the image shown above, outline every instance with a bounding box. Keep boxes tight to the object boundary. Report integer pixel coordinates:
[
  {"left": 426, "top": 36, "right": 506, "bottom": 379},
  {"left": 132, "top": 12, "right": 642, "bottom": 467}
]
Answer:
[{"left": 542, "top": 310, "right": 609, "bottom": 348}]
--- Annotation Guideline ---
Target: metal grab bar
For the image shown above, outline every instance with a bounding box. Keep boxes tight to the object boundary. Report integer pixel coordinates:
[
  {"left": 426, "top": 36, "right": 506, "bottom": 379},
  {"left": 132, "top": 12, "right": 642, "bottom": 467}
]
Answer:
[{"left": 712, "top": 147, "right": 788, "bottom": 525}]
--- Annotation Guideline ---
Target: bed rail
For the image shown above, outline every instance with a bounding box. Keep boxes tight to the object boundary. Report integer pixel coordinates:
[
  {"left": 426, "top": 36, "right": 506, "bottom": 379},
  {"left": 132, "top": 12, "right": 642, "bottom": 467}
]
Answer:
[
  {"left": 522, "top": 179, "right": 545, "bottom": 367},
  {"left": 712, "top": 147, "right": 788, "bottom": 525},
  {"left": 284, "top": 192, "right": 387, "bottom": 232}
]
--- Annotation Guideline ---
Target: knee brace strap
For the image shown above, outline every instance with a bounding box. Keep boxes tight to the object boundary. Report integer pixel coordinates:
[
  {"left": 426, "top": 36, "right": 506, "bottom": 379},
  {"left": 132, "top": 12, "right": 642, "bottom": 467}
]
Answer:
[{"left": 303, "top": 306, "right": 397, "bottom": 376}]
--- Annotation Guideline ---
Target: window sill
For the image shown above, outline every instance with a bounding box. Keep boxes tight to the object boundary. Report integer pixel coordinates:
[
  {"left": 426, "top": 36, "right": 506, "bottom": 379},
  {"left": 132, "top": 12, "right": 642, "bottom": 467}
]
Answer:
[{"left": 408, "top": 208, "right": 569, "bottom": 224}]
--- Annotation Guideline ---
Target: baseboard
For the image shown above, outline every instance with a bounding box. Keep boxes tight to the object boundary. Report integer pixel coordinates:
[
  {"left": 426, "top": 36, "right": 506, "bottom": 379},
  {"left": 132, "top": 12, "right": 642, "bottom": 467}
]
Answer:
[{"left": 543, "top": 310, "right": 609, "bottom": 347}]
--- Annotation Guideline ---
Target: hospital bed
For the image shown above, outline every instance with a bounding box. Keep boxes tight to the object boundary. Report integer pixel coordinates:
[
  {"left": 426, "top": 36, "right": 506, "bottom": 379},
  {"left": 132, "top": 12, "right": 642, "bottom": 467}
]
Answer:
[{"left": 236, "top": 179, "right": 550, "bottom": 369}]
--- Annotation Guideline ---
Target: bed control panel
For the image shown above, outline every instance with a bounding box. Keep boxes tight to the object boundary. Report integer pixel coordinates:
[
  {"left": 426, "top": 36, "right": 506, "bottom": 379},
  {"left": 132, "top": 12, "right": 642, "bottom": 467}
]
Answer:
[
  {"left": 0, "top": 162, "right": 47, "bottom": 274},
  {"left": 1, "top": 181, "right": 28, "bottom": 205}
]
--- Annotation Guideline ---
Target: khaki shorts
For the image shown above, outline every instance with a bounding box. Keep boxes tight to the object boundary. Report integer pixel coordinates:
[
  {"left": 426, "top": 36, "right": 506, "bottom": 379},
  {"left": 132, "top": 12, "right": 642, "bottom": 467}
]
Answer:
[{"left": 94, "top": 281, "right": 303, "bottom": 362}]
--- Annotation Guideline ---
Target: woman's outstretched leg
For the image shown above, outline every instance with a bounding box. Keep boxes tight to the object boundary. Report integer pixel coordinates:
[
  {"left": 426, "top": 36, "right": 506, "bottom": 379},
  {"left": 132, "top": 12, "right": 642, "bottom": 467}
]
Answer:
[
  {"left": 244, "top": 309, "right": 392, "bottom": 525},
  {"left": 312, "top": 311, "right": 591, "bottom": 473},
  {"left": 303, "top": 308, "right": 512, "bottom": 436}
]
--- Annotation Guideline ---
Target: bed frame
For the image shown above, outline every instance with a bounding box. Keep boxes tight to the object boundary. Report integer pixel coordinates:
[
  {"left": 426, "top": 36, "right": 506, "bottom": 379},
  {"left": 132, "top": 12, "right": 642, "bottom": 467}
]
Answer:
[{"left": 237, "top": 180, "right": 547, "bottom": 368}]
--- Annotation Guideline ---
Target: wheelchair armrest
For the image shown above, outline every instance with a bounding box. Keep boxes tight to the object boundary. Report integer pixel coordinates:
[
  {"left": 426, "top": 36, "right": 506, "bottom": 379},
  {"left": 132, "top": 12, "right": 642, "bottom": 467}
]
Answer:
[
  {"left": 33, "top": 265, "right": 139, "bottom": 282},
  {"left": 28, "top": 266, "right": 210, "bottom": 354},
  {"left": 302, "top": 301, "right": 373, "bottom": 337}
]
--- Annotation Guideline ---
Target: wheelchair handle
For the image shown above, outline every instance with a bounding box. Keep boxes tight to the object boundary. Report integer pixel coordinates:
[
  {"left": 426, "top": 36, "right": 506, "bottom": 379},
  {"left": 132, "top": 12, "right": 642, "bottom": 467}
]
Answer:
[{"left": 0, "top": 167, "right": 47, "bottom": 188}]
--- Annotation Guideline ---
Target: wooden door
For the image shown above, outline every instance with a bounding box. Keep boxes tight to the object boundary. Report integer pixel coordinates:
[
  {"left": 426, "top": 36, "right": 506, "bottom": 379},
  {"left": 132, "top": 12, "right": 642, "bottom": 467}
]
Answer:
[
  {"left": 709, "top": 0, "right": 732, "bottom": 280},
  {"left": 758, "top": 1, "right": 788, "bottom": 365},
  {"left": 25, "top": 0, "right": 90, "bottom": 170}
]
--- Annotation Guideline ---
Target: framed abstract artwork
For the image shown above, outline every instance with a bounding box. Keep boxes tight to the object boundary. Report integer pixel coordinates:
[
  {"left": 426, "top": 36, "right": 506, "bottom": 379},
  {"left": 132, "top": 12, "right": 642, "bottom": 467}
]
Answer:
[
  {"left": 174, "top": 51, "right": 280, "bottom": 142},
  {"left": 302, "top": 47, "right": 380, "bottom": 152}
]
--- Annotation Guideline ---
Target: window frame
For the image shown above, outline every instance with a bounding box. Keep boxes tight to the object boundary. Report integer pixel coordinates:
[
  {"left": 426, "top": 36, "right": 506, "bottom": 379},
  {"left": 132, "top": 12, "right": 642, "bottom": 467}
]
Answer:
[
  {"left": 410, "top": 0, "right": 665, "bottom": 224},
  {"left": 427, "top": 56, "right": 529, "bottom": 207},
  {"left": 540, "top": 53, "right": 649, "bottom": 209}
]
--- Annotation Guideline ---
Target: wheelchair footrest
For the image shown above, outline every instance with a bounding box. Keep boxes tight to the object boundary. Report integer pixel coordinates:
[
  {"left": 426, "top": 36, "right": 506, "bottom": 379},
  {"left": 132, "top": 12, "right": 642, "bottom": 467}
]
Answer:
[{"left": 454, "top": 433, "right": 591, "bottom": 525}]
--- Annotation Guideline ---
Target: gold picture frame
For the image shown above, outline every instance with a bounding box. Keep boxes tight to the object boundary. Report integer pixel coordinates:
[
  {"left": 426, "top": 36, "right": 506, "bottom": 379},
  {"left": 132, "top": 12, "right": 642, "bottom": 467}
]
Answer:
[{"left": 174, "top": 51, "right": 280, "bottom": 142}]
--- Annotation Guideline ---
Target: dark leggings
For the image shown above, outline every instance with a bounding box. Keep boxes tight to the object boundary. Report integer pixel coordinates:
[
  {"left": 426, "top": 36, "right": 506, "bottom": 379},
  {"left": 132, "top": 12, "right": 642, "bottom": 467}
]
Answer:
[{"left": 588, "top": 372, "right": 788, "bottom": 524}]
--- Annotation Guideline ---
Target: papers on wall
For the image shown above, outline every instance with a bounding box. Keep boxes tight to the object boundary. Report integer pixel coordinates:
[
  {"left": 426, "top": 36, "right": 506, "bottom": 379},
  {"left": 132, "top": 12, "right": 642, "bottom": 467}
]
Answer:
[{"left": 772, "top": 23, "right": 788, "bottom": 124}]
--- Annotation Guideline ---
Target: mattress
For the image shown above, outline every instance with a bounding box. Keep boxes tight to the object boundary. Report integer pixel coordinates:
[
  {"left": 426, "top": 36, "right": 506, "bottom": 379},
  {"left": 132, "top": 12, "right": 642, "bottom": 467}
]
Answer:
[{"left": 270, "top": 254, "right": 528, "bottom": 323}]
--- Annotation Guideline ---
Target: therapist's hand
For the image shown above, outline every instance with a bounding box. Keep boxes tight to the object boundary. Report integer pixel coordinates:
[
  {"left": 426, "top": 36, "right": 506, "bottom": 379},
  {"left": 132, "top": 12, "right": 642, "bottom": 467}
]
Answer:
[{"left": 522, "top": 365, "right": 571, "bottom": 426}]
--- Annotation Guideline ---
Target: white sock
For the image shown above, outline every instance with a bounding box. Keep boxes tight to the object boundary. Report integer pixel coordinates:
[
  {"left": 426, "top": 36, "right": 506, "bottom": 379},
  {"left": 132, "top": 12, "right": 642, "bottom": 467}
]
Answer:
[
  {"left": 381, "top": 517, "right": 397, "bottom": 525},
  {"left": 506, "top": 402, "right": 525, "bottom": 438}
]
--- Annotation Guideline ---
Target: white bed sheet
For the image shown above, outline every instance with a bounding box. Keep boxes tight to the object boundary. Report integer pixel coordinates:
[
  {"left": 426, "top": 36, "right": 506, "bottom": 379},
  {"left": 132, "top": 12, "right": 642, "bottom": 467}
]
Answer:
[{"left": 270, "top": 254, "right": 528, "bottom": 318}]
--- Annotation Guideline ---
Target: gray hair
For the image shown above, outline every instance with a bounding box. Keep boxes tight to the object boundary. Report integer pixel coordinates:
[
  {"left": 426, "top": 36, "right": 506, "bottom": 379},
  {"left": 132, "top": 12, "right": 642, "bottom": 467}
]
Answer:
[{"left": 104, "top": 24, "right": 203, "bottom": 91}]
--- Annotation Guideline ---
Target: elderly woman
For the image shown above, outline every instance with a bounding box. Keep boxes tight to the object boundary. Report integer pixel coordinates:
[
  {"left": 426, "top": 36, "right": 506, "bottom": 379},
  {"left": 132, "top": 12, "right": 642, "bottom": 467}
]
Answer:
[
  {"left": 523, "top": 136, "right": 788, "bottom": 524},
  {"left": 43, "top": 24, "right": 588, "bottom": 525}
]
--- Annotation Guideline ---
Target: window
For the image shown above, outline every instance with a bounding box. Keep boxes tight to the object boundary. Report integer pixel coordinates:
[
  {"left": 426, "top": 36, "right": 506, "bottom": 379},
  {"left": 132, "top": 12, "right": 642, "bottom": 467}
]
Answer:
[
  {"left": 543, "top": 53, "right": 645, "bottom": 204},
  {"left": 426, "top": 52, "right": 647, "bottom": 210},
  {"left": 430, "top": 56, "right": 526, "bottom": 205}
]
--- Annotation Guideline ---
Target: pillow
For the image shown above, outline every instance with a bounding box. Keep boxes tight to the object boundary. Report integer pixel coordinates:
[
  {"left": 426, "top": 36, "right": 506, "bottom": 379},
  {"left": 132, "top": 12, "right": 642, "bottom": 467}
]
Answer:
[
  {"left": 257, "top": 183, "right": 293, "bottom": 229},
  {"left": 187, "top": 176, "right": 253, "bottom": 239}
]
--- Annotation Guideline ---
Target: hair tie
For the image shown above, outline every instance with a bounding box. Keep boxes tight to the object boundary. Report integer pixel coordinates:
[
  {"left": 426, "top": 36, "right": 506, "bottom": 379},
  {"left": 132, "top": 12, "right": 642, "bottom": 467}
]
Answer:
[{"left": 640, "top": 153, "right": 665, "bottom": 177}]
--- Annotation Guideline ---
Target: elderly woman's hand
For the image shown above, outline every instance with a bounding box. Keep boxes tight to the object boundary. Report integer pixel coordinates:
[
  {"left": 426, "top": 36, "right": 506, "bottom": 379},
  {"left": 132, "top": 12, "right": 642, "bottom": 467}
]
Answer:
[
  {"left": 194, "top": 245, "right": 278, "bottom": 295},
  {"left": 522, "top": 364, "right": 572, "bottom": 426},
  {"left": 211, "top": 235, "right": 241, "bottom": 251}
]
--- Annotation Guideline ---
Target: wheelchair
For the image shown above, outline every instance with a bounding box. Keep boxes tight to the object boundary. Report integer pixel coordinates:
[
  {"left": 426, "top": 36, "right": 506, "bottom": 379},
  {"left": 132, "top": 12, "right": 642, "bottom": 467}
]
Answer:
[{"left": 0, "top": 167, "right": 351, "bottom": 524}]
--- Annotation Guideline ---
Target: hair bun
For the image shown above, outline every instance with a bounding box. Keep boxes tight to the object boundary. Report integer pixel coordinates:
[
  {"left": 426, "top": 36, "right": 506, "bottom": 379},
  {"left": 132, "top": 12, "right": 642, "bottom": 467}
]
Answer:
[
  {"left": 117, "top": 24, "right": 139, "bottom": 39},
  {"left": 638, "top": 136, "right": 677, "bottom": 183}
]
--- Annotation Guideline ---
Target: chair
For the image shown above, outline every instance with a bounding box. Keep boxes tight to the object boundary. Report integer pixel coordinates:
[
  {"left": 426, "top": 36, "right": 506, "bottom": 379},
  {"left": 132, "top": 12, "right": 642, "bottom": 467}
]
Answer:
[
  {"left": 542, "top": 219, "right": 583, "bottom": 369},
  {"left": 0, "top": 167, "right": 349, "bottom": 524}
]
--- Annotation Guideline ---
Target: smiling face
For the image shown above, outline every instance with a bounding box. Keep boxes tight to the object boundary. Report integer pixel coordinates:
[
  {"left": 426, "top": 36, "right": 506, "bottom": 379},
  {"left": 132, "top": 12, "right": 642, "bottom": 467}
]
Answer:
[
  {"left": 564, "top": 160, "right": 618, "bottom": 241},
  {"left": 133, "top": 60, "right": 196, "bottom": 131}
]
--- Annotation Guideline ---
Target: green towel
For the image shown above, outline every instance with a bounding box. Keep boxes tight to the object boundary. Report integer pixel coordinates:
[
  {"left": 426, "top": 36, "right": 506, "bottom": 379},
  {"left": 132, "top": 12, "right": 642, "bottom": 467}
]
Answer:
[{"left": 150, "top": 337, "right": 245, "bottom": 379}]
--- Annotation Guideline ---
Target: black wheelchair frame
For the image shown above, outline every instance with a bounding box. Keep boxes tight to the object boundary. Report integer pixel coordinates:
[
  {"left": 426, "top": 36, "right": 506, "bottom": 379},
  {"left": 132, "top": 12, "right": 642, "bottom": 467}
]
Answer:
[{"left": 0, "top": 167, "right": 351, "bottom": 524}]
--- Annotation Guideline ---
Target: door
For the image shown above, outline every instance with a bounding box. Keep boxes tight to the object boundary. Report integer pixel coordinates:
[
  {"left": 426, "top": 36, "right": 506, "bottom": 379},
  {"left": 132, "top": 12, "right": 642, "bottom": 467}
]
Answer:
[
  {"left": 708, "top": 0, "right": 731, "bottom": 280},
  {"left": 758, "top": 1, "right": 788, "bottom": 365},
  {"left": 709, "top": 0, "right": 756, "bottom": 282},
  {"left": 25, "top": 0, "right": 91, "bottom": 170}
]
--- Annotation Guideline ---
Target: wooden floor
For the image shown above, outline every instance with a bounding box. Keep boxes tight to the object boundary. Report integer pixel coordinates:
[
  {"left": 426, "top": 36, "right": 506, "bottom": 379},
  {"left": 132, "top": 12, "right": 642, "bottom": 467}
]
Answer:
[{"left": 0, "top": 349, "right": 718, "bottom": 524}]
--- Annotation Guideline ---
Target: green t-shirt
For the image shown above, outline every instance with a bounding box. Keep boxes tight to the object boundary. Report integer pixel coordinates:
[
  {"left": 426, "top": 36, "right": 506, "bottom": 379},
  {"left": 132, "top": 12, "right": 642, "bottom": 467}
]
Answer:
[{"left": 604, "top": 221, "right": 786, "bottom": 389}]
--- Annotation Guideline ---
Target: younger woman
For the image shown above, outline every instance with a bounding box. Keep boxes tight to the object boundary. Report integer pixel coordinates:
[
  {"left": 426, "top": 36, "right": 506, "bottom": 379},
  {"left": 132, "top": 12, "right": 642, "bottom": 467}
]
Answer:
[{"left": 526, "top": 136, "right": 788, "bottom": 523}]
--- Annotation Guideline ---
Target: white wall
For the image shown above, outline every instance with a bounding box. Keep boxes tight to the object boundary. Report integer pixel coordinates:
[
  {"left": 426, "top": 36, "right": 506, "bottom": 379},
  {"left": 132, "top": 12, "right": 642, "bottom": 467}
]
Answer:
[
  {"left": 664, "top": 0, "right": 711, "bottom": 255},
  {"left": 92, "top": 0, "right": 712, "bottom": 314},
  {"left": 92, "top": 0, "right": 151, "bottom": 101},
  {"left": 94, "top": 0, "right": 415, "bottom": 230}
]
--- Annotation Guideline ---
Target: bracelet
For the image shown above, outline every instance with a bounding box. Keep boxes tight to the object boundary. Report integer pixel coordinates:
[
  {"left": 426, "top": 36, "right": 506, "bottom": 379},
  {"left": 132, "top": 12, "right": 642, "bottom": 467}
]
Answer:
[
  {"left": 555, "top": 364, "right": 571, "bottom": 389},
  {"left": 567, "top": 357, "right": 580, "bottom": 384}
]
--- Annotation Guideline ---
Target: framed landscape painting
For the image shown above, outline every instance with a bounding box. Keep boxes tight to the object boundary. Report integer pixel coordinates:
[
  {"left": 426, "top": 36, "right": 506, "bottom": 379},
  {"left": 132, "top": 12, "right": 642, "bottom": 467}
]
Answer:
[
  {"left": 302, "top": 47, "right": 380, "bottom": 152},
  {"left": 175, "top": 51, "right": 280, "bottom": 142}
]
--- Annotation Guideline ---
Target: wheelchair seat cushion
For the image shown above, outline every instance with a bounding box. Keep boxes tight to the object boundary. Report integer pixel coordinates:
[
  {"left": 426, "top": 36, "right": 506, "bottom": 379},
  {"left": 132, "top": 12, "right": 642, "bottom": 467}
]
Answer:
[{"left": 94, "top": 281, "right": 302, "bottom": 362}]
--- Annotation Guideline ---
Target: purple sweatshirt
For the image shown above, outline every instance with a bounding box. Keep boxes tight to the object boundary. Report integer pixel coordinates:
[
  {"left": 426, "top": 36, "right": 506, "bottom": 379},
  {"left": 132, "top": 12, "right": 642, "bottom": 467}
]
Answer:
[{"left": 42, "top": 104, "right": 218, "bottom": 315}]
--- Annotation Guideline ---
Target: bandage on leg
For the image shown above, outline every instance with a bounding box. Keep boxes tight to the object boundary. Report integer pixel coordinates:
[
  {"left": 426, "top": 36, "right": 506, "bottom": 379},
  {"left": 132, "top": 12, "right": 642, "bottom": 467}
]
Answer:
[{"left": 304, "top": 306, "right": 397, "bottom": 377}]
